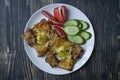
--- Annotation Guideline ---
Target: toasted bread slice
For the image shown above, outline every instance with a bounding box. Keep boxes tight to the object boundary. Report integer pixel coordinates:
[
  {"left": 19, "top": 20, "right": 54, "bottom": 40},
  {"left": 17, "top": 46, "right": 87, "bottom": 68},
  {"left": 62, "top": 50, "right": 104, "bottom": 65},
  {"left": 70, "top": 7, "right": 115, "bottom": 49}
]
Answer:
[
  {"left": 21, "top": 19, "right": 51, "bottom": 56},
  {"left": 45, "top": 52, "right": 59, "bottom": 67},
  {"left": 46, "top": 30, "right": 82, "bottom": 70},
  {"left": 58, "top": 58, "right": 74, "bottom": 70},
  {"left": 21, "top": 29, "right": 35, "bottom": 47}
]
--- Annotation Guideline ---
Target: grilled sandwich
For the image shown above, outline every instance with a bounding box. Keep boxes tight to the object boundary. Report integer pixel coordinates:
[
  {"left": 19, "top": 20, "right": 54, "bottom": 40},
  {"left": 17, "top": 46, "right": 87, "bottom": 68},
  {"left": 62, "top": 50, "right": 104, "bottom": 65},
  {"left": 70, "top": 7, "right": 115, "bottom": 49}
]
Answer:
[
  {"left": 21, "top": 19, "right": 51, "bottom": 56},
  {"left": 46, "top": 30, "right": 83, "bottom": 70}
]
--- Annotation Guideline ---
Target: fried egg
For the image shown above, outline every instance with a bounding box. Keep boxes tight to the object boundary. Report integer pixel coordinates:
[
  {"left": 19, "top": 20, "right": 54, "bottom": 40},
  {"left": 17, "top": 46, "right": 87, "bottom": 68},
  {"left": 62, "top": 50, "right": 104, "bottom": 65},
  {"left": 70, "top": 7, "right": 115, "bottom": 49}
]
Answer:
[
  {"left": 55, "top": 46, "right": 72, "bottom": 60},
  {"left": 36, "top": 31, "right": 50, "bottom": 45}
]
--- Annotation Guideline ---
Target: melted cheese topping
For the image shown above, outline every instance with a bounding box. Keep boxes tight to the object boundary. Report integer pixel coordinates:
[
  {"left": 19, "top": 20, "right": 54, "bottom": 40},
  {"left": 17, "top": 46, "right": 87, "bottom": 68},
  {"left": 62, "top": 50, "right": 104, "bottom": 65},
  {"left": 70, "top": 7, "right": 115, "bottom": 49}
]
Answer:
[
  {"left": 55, "top": 46, "right": 72, "bottom": 60},
  {"left": 36, "top": 32, "right": 49, "bottom": 45}
]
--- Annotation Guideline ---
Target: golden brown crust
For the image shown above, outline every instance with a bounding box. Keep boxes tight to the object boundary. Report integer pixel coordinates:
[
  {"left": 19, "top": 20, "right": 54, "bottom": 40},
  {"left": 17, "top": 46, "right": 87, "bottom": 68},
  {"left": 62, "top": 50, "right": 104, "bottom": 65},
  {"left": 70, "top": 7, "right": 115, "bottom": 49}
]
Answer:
[
  {"left": 45, "top": 52, "right": 59, "bottom": 67},
  {"left": 21, "top": 29, "right": 35, "bottom": 47},
  {"left": 71, "top": 44, "right": 83, "bottom": 60},
  {"left": 33, "top": 44, "right": 48, "bottom": 57},
  {"left": 48, "top": 30, "right": 59, "bottom": 48},
  {"left": 32, "top": 19, "right": 51, "bottom": 35},
  {"left": 58, "top": 58, "right": 74, "bottom": 71}
]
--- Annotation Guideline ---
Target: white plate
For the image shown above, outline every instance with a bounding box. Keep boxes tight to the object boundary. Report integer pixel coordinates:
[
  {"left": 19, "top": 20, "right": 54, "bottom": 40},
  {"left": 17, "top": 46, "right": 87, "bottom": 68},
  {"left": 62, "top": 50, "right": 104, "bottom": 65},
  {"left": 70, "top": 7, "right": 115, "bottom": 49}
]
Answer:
[{"left": 23, "top": 3, "right": 95, "bottom": 75}]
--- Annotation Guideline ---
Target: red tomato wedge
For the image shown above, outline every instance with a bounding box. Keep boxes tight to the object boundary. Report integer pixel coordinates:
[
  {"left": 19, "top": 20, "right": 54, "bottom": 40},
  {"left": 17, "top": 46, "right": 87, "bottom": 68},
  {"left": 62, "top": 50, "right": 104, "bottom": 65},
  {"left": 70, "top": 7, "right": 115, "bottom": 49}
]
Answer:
[
  {"left": 54, "top": 7, "right": 64, "bottom": 22},
  {"left": 41, "top": 10, "right": 56, "bottom": 20},
  {"left": 53, "top": 25, "right": 66, "bottom": 39},
  {"left": 61, "top": 6, "right": 66, "bottom": 21},
  {"left": 48, "top": 19, "right": 63, "bottom": 26}
]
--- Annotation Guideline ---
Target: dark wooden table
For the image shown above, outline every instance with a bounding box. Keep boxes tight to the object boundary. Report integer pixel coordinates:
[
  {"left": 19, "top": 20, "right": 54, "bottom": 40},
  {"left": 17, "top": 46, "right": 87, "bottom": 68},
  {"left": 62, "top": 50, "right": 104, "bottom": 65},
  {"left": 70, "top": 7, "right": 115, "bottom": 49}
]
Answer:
[{"left": 0, "top": 0, "right": 119, "bottom": 80}]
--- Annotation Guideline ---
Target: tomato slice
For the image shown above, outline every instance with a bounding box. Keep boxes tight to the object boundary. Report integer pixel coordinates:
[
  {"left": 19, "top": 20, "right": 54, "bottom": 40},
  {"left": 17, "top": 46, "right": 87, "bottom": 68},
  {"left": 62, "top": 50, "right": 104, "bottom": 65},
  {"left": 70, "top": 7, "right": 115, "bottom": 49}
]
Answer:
[
  {"left": 54, "top": 7, "right": 64, "bottom": 22},
  {"left": 41, "top": 10, "right": 56, "bottom": 20},
  {"left": 53, "top": 25, "right": 66, "bottom": 39},
  {"left": 48, "top": 19, "right": 63, "bottom": 26},
  {"left": 61, "top": 6, "right": 66, "bottom": 21}
]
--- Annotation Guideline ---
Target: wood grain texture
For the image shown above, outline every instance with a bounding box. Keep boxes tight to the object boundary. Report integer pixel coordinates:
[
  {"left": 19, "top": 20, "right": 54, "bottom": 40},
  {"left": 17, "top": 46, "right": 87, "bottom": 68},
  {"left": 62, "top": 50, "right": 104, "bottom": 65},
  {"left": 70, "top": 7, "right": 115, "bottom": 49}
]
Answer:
[{"left": 0, "top": 0, "right": 119, "bottom": 80}]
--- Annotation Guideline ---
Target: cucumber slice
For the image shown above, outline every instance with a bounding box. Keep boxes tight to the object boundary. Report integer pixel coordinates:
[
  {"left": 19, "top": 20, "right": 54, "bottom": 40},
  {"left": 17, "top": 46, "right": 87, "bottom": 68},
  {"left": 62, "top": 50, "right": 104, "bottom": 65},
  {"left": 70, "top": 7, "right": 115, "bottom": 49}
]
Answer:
[
  {"left": 80, "top": 20, "right": 89, "bottom": 30},
  {"left": 73, "top": 35, "right": 85, "bottom": 44},
  {"left": 74, "top": 20, "right": 82, "bottom": 28},
  {"left": 78, "top": 23, "right": 83, "bottom": 29},
  {"left": 67, "top": 35, "right": 74, "bottom": 42},
  {"left": 67, "top": 35, "right": 85, "bottom": 45},
  {"left": 64, "top": 26, "right": 79, "bottom": 35},
  {"left": 79, "top": 31, "right": 92, "bottom": 40},
  {"left": 64, "top": 20, "right": 78, "bottom": 26}
]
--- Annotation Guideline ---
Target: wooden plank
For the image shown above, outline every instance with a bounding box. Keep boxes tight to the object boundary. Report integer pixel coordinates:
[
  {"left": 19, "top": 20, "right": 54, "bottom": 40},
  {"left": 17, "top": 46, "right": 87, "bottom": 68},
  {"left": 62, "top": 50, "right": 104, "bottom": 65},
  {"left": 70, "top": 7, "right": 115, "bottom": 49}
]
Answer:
[
  {"left": 0, "top": 0, "right": 119, "bottom": 80},
  {"left": 0, "top": 0, "right": 9, "bottom": 80}
]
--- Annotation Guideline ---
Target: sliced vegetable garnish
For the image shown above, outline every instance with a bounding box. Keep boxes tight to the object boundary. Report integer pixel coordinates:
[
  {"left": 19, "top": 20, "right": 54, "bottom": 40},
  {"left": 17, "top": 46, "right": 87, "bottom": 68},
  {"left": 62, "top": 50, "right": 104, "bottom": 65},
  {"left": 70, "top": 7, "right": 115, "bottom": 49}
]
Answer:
[
  {"left": 67, "top": 35, "right": 85, "bottom": 44},
  {"left": 64, "top": 20, "right": 78, "bottom": 26},
  {"left": 67, "top": 35, "right": 74, "bottom": 42},
  {"left": 80, "top": 20, "right": 89, "bottom": 30},
  {"left": 64, "top": 26, "right": 79, "bottom": 35},
  {"left": 54, "top": 7, "right": 64, "bottom": 22},
  {"left": 73, "top": 35, "right": 85, "bottom": 44},
  {"left": 53, "top": 25, "right": 66, "bottom": 39},
  {"left": 41, "top": 10, "right": 56, "bottom": 20},
  {"left": 75, "top": 20, "right": 83, "bottom": 29},
  {"left": 48, "top": 19, "right": 63, "bottom": 26},
  {"left": 78, "top": 23, "right": 83, "bottom": 29},
  {"left": 79, "top": 31, "right": 92, "bottom": 40},
  {"left": 62, "top": 19, "right": 92, "bottom": 44},
  {"left": 61, "top": 6, "right": 66, "bottom": 21}
]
